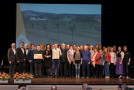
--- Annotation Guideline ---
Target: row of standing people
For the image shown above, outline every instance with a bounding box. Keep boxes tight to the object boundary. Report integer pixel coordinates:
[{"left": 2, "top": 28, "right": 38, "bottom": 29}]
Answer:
[{"left": 7, "top": 42, "right": 131, "bottom": 79}]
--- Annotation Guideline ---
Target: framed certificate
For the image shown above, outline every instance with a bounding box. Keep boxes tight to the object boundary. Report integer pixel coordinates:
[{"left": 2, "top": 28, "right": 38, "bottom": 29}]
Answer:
[
  {"left": 53, "top": 51, "right": 59, "bottom": 59},
  {"left": 34, "top": 54, "right": 43, "bottom": 59}
]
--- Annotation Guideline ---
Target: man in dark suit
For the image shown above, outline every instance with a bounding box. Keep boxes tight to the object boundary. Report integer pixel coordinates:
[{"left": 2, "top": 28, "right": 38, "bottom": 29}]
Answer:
[
  {"left": 27, "top": 44, "right": 35, "bottom": 74},
  {"left": 7, "top": 43, "right": 16, "bottom": 76},
  {"left": 16, "top": 42, "right": 26, "bottom": 74},
  {"left": 60, "top": 43, "right": 67, "bottom": 77}
]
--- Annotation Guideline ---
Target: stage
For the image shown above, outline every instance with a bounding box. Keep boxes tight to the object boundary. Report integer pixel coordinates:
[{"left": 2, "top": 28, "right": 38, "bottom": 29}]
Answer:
[
  {"left": 6, "top": 77, "right": 134, "bottom": 85},
  {"left": 1, "top": 78, "right": 134, "bottom": 90}
]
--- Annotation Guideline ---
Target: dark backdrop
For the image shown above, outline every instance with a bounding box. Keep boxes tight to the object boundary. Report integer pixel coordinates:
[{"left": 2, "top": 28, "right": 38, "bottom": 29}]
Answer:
[{"left": 0, "top": 0, "right": 133, "bottom": 65}]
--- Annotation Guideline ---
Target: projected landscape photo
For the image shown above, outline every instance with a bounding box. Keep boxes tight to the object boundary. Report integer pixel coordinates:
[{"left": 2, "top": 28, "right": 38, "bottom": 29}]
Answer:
[{"left": 16, "top": 4, "right": 101, "bottom": 47}]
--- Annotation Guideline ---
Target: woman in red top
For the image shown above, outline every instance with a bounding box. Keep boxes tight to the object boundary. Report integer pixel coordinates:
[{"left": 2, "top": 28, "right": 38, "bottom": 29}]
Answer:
[
  {"left": 104, "top": 48, "right": 111, "bottom": 79},
  {"left": 95, "top": 48, "right": 100, "bottom": 78},
  {"left": 91, "top": 48, "right": 100, "bottom": 78}
]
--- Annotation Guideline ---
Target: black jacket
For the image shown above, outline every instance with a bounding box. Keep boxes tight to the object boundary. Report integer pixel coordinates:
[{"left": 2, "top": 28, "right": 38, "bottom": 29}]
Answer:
[
  {"left": 7, "top": 48, "right": 16, "bottom": 62},
  {"left": 60, "top": 48, "right": 67, "bottom": 62},
  {"left": 16, "top": 47, "right": 26, "bottom": 62}
]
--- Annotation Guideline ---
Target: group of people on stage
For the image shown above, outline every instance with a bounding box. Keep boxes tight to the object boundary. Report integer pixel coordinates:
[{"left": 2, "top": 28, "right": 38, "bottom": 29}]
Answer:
[{"left": 7, "top": 42, "right": 131, "bottom": 79}]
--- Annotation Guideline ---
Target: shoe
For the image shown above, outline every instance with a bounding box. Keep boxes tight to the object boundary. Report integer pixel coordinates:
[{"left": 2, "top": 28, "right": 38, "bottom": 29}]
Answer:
[
  {"left": 105, "top": 76, "right": 109, "bottom": 79},
  {"left": 78, "top": 75, "right": 80, "bottom": 78},
  {"left": 118, "top": 75, "right": 122, "bottom": 79},
  {"left": 87, "top": 77, "right": 89, "bottom": 78},
  {"left": 126, "top": 76, "right": 130, "bottom": 79}
]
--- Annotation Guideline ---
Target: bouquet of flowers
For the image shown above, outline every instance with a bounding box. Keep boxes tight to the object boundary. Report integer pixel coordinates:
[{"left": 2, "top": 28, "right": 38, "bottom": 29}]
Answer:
[
  {"left": 13, "top": 72, "right": 33, "bottom": 81},
  {"left": 0, "top": 72, "right": 11, "bottom": 80}
]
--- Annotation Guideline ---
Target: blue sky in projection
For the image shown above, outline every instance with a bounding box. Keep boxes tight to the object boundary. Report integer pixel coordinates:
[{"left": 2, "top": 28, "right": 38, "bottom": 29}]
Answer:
[
  {"left": 17, "top": 4, "right": 101, "bottom": 47},
  {"left": 20, "top": 4, "right": 101, "bottom": 14}
]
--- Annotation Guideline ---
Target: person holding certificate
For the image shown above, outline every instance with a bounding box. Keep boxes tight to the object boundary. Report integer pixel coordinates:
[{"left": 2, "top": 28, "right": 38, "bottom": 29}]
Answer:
[
  {"left": 33, "top": 45, "right": 44, "bottom": 78},
  {"left": 52, "top": 44, "right": 62, "bottom": 77}
]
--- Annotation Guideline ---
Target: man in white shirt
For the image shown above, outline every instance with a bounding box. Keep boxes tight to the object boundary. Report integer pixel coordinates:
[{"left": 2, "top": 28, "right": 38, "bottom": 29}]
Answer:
[
  {"left": 52, "top": 44, "right": 62, "bottom": 77},
  {"left": 25, "top": 44, "right": 29, "bottom": 73}
]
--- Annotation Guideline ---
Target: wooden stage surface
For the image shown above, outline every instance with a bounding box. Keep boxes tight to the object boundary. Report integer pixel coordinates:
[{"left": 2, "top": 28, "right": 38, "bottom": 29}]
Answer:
[{"left": 7, "top": 77, "right": 134, "bottom": 85}]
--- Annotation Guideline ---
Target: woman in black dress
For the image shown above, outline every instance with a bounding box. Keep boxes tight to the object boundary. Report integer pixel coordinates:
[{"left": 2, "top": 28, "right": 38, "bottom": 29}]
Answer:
[{"left": 44, "top": 44, "right": 52, "bottom": 77}]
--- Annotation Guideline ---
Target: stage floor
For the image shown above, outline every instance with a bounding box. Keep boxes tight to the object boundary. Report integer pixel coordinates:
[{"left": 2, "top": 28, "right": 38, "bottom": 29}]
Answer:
[{"left": 7, "top": 77, "right": 134, "bottom": 85}]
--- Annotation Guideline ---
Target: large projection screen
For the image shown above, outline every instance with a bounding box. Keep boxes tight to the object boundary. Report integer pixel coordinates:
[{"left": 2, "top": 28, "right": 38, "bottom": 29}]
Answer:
[{"left": 16, "top": 3, "right": 101, "bottom": 48}]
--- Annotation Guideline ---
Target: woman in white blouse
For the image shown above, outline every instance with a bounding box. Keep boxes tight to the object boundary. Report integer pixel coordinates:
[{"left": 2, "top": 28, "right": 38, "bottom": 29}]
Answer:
[{"left": 109, "top": 47, "right": 116, "bottom": 78}]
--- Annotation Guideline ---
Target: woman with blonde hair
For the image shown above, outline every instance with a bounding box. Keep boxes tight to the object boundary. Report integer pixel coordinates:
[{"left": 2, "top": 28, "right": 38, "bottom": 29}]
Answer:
[
  {"left": 90, "top": 48, "right": 100, "bottom": 78},
  {"left": 89, "top": 45, "right": 94, "bottom": 55}
]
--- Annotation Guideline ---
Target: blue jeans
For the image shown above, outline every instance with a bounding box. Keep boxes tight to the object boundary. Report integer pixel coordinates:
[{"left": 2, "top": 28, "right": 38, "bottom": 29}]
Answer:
[
  {"left": 52, "top": 59, "right": 59, "bottom": 76},
  {"left": 82, "top": 61, "right": 90, "bottom": 77},
  {"left": 75, "top": 63, "right": 80, "bottom": 76},
  {"left": 104, "top": 61, "right": 110, "bottom": 77}
]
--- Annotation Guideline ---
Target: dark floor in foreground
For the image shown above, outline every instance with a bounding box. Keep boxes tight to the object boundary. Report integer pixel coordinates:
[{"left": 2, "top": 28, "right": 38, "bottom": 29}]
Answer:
[{"left": 7, "top": 77, "right": 134, "bottom": 84}]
